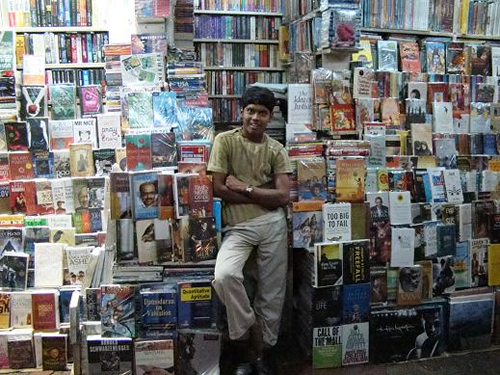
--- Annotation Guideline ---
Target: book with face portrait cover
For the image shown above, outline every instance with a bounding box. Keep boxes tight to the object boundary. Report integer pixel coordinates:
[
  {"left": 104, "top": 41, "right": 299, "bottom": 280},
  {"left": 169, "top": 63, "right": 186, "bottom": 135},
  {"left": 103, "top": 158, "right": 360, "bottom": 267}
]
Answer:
[
  {"left": 72, "top": 118, "right": 98, "bottom": 149},
  {"left": 396, "top": 266, "right": 423, "bottom": 306},
  {"left": 130, "top": 171, "right": 159, "bottom": 221},
  {"left": 188, "top": 217, "right": 217, "bottom": 262},
  {"left": 41, "top": 333, "right": 67, "bottom": 371},
  {"left": 69, "top": 143, "right": 94, "bottom": 177}
]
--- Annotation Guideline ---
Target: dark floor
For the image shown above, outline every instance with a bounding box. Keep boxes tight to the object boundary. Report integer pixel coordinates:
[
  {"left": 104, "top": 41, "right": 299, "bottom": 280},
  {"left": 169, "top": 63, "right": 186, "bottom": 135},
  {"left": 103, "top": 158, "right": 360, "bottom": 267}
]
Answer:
[{"left": 221, "top": 338, "right": 500, "bottom": 375}]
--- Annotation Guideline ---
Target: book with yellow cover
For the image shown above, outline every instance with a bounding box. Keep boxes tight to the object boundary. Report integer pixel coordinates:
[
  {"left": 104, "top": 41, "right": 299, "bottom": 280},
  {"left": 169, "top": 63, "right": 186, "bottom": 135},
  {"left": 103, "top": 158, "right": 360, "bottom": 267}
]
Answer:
[
  {"left": 488, "top": 244, "right": 500, "bottom": 286},
  {"left": 336, "top": 158, "right": 366, "bottom": 203}
]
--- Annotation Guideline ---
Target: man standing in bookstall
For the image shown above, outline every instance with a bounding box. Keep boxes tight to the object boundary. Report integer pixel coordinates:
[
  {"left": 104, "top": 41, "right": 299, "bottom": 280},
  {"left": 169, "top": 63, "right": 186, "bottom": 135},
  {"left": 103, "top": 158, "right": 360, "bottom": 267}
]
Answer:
[{"left": 208, "top": 87, "right": 292, "bottom": 374}]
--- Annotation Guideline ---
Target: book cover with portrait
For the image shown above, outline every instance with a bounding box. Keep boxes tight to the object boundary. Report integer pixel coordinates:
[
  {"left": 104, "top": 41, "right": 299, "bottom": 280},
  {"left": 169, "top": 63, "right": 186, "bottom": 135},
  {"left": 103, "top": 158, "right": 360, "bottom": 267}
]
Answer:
[{"left": 130, "top": 171, "right": 159, "bottom": 220}]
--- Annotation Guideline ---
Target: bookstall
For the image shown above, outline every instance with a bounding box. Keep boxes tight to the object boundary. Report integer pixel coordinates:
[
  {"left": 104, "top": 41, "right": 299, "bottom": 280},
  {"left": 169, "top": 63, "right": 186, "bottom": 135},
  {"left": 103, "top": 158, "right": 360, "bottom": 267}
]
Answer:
[{"left": 0, "top": 0, "right": 498, "bottom": 373}]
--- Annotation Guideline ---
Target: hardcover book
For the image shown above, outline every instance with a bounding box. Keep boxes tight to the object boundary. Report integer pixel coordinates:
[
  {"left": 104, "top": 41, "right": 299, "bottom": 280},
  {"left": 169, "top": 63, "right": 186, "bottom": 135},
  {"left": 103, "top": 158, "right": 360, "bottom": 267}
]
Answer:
[
  {"left": 32, "top": 290, "right": 60, "bottom": 331},
  {"left": 188, "top": 176, "right": 212, "bottom": 218},
  {"left": 7, "top": 331, "right": 35, "bottom": 369},
  {"left": 470, "top": 238, "right": 489, "bottom": 287},
  {"left": 370, "top": 267, "right": 387, "bottom": 304}
]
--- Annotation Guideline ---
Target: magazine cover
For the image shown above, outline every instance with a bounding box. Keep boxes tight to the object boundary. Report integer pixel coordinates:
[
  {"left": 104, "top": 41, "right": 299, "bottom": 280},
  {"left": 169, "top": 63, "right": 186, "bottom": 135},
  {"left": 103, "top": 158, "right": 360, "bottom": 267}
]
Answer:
[{"left": 49, "top": 85, "right": 76, "bottom": 120}]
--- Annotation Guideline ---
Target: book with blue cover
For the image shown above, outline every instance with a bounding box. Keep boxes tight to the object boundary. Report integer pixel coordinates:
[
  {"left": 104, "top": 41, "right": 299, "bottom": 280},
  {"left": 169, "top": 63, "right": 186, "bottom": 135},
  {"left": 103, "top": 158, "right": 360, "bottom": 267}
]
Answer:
[
  {"left": 101, "top": 284, "right": 136, "bottom": 338},
  {"left": 130, "top": 171, "right": 159, "bottom": 220},
  {"left": 342, "top": 283, "right": 370, "bottom": 324},
  {"left": 139, "top": 283, "right": 177, "bottom": 338},
  {"left": 177, "top": 279, "right": 218, "bottom": 329},
  {"left": 152, "top": 91, "right": 177, "bottom": 128}
]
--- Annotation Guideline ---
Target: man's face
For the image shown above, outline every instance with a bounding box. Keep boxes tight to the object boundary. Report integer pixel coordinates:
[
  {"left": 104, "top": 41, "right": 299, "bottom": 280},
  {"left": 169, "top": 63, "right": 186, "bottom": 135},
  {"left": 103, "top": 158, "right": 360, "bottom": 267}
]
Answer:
[
  {"left": 141, "top": 184, "right": 156, "bottom": 206},
  {"left": 78, "top": 189, "right": 89, "bottom": 207},
  {"left": 424, "top": 313, "right": 440, "bottom": 339},
  {"left": 241, "top": 104, "right": 272, "bottom": 140},
  {"left": 375, "top": 198, "right": 382, "bottom": 207}
]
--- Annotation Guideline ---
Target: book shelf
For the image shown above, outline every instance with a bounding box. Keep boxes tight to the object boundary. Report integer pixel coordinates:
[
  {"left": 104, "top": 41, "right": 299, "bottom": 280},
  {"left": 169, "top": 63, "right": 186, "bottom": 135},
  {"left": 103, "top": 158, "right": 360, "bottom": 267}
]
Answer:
[{"left": 193, "top": 4, "right": 285, "bottom": 126}]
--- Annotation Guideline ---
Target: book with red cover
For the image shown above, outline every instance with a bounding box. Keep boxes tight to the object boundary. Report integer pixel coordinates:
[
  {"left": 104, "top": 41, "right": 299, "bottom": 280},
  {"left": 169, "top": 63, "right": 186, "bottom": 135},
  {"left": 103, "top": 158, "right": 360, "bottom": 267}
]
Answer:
[
  {"left": 330, "top": 104, "right": 356, "bottom": 132},
  {"left": 178, "top": 143, "right": 210, "bottom": 163},
  {"left": 427, "top": 83, "right": 449, "bottom": 113},
  {"left": 188, "top": 176, "right": 213, "bottom": 218},
  {"left": 8, "top": 152, "right": 34, "bottom": 180},
  {"left": 5, "top": 122, "right": 29, "bottom": 152},
  {"left": 125, "top": 133, "right": 152, "bottom": 171},
  {"left": 158, "top": 172, "right": 174, "bottom": 220},
  {"left": 399, "top": 42, "right": 421, "bottom": 73},
  {"left": 32, "top": 291, "right": 59, "bottom": 331}
]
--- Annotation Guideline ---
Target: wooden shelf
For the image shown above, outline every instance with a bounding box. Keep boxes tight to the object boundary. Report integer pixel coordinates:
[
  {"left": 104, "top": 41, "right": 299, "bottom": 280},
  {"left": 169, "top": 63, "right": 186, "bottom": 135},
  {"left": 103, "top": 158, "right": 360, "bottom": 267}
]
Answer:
[
  {"left": 193, "top": 38, "right": 279, "bottom": 44},
  {"left": 360, "top": 27, "right": 454, "bottom": 38},
  {"left": 458, "top": 34, "right": 500, "bottom": 40},
  {"left": 204, "top": 66, "right": 284, "bottom": 71},
  {"left": 12, "top": 26, "right": 108, "bottom": 33},
  {"left": 194, "top": 10, "right": 282, "bottom": 16},
  {"left": 317, "top": 47, "right": 363, "bottom": 55},
  {"left": 17, "top": 62, "right": 105, "bottom": 69},
  {"left": 290, "top": 9, "right": 321, "bottom": 23}
]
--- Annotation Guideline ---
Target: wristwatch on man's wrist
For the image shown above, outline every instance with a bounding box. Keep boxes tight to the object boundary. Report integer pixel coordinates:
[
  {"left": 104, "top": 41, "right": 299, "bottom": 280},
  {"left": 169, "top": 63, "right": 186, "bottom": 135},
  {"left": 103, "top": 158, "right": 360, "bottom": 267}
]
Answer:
[{"left": 245, "top": 184, "right": 254, "bottom": 195}]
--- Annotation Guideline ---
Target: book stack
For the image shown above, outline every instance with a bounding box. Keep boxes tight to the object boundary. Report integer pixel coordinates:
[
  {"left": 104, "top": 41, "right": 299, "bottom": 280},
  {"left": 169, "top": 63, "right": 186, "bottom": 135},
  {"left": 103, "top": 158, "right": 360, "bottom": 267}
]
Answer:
[{"left": 103, "top": 43, "right": 133, "bottom": 112}]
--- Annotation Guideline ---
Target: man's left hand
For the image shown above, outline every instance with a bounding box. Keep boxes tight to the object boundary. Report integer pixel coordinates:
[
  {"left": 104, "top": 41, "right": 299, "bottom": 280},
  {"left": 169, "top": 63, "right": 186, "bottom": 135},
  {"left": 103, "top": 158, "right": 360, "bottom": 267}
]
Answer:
[{"left": 225, "top": 175, "right": 247, "bottom": 193}]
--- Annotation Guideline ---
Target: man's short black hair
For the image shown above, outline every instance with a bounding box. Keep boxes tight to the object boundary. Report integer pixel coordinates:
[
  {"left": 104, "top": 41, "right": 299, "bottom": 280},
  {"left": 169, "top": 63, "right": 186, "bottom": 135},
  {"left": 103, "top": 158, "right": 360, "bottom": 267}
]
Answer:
[{"left": 241, "top": 86, "right": 276, "bottom": 113}]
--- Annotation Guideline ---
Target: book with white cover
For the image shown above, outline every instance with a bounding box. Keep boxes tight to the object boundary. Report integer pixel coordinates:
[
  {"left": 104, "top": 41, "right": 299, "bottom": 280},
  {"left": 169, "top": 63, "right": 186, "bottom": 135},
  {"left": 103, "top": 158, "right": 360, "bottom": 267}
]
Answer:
[
  {"left": 288, "top": 84, "right": 313, "bottom": 125},
  {"left": 96, "top": 114, "right": 122, "bottom": 149},
  {"left": 10, "top": 291, "right": 32, "bottom": 328},
  {"left": 323, "top": 203, "right": 351, "bottom": 242},
  {"left": 34, "top": 243, "right": 65, "bottom": 287},
  {"left": 432, "top": 102, "right": 453, "bottom": 133},
  {"left": 443, "top": 169, "right": 464, "bottom": 204},
  {"left": 389, "top": 191, "right": 412, "bottom": 225}
]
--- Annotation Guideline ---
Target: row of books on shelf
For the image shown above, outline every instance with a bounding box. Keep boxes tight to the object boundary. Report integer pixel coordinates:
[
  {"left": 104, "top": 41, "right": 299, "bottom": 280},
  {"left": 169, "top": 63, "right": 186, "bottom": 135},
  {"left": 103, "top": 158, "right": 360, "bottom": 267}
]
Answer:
[
  {"left": 47, "top": 68, "right": 105, "bottom": 87},
  {"left": 356, "top": 38, "right": 500, "bottom": 76},
  {"left": 193, "top": 15, "right": 281, "bottom": 40},
  {"left": 174, "top": 0, "right": 195, "bottom": 34},
  {"left": 459, "top": 0, "right": 500, "bottom": 36},
  {"left": 194, "top": 0, "right": 282, "bottom": 12},
  {"left": 360, "top": 0, "right": 454, "bottom": 32},
  {"left": 16, "top": 32, "right": 108, "bottom": 66},
  {"left": 206, "top": 70, "right": 284, "bottom": 96},
  {"left": 197, "top": 43, "right": 280, "bottom": 68},
  {"left": 6, "top": 0, "right": 95, "bottom": 27}
]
